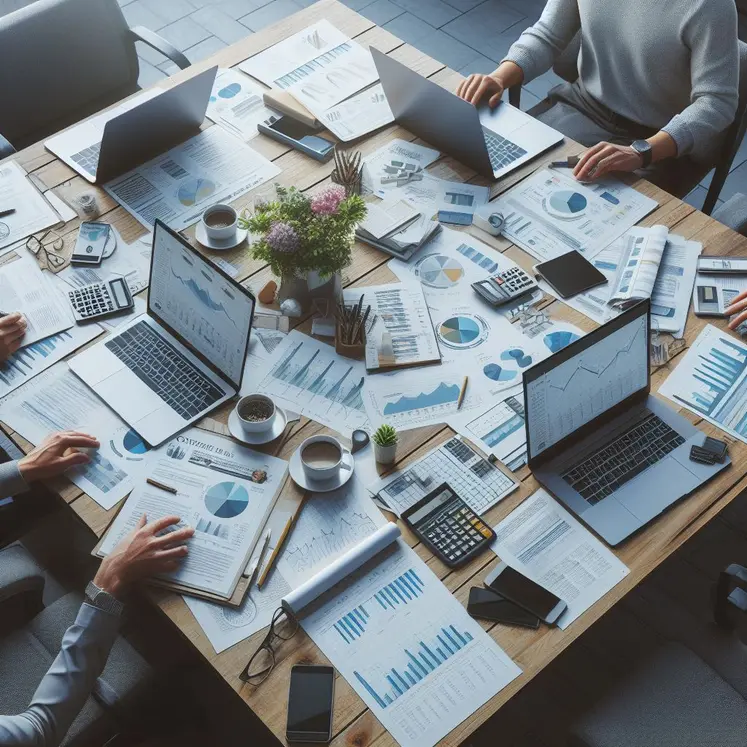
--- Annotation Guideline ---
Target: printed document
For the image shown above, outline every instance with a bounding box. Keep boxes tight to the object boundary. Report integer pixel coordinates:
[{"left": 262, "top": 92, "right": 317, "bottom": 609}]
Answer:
[
  {"left": 491, "top": 489, "right": 629, "bottom": 628},
  {"left": 0, "top": 161, "right": 60, "bottom": 249},
  {"left": 98, "top": 429, "right": 287, "bottom": 598},
  {"left": 104, "top": 126, "right": 280, "bottom": 231},
  {"left": 0, "top": 364, "right": 145, "bottom": 509},
  {"left": 321, "top": 83, "right": 394, "bottom": 141},
  {"left": 659, "top": 324, "right": 747, "bottom": 444},
  {"left": 363, "top": 140, "right": 440, "bottom": 198},
  {"left": 693, "top": 268, "right": 747, "bottom": 317},
  {"left": 0, "top": 254, "right": 74, "bottom": 346},
  {"left": 492, "top": 169, "right": 658, "bottom": 261}
]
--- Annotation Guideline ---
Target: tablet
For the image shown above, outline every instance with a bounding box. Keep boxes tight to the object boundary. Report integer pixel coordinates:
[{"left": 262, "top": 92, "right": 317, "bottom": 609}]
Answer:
[{"left": 534, "top": 250, "right": 608, "bottom": 299}]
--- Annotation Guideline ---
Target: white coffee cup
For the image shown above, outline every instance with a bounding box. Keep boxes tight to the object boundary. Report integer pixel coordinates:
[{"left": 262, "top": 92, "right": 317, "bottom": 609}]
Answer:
[
  {"left": 236, "top": 394, "right": 276, "bottom": 433},
  {"left": 201, "top": 203, "right": 238, "bottom": 241},
  {"left": 299, "top": 435, "right": 352, "bottom": 481}
]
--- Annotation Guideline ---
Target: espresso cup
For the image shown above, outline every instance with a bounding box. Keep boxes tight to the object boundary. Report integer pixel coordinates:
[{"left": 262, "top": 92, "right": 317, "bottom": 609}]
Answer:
[
  {"left": 202, "top": 203, "right": 238, "bottom": 241},
  {"left": 236, "top": 394, "right": 276, "bottom": 434},
  {"left": 299, "top": 435, "right": 352, "bottom": 481}
]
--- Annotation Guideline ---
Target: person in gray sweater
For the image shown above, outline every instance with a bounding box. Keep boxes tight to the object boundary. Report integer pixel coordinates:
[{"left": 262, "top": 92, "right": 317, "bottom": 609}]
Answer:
[{"left": 456, "top": 0, "right": 739, "bottom": 195}]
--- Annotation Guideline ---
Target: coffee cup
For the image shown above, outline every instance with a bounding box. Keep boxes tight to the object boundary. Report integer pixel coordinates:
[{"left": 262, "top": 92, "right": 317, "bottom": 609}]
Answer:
[
  {"left": 299, "top": 435, "right": 352, "bottom": 481},
  {"left": 201, "top": 203, "right": 238, "bottom": 242},
  {"left": 236, "top": 394, "right": 276, "bottom": 434}
]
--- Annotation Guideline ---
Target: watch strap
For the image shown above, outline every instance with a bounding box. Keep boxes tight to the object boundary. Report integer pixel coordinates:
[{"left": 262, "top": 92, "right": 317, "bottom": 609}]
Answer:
[
  {"left": 85, "top": 581, "right": 124, "bottom": 617},
  {"left": 631, "top": 140, "right": 653, "bottom": 168}
]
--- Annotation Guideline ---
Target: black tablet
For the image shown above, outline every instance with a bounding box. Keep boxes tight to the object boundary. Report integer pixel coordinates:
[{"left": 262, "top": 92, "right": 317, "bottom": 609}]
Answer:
[{"left": 534, "top": 250, "right": 608, "bottom": 299}]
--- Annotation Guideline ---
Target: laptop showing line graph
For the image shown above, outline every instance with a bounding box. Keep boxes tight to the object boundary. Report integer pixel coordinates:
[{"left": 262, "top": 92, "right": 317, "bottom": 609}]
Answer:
[{"left": 523, "top": 300, "right": 728, "bottom": 545}]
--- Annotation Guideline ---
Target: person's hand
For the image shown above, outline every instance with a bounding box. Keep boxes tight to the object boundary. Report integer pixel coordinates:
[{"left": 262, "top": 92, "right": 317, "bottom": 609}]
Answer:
[
  {"left": 94, "top": 514, "right": 194, "bottom": 598},
  {"left": 456, "top": 73, "right": 505, "bottom": 108},
  {"left": 726, "top": 290, "right": 747, "bottom": 329},
  {"left": 18, "top": 431, "right": 100, "bottom": 482},
  {"left": 574, "top": 142, "right": 644, "bottom": 182},
  {"left": 0, "top": 312, "right": 27, "bottom": 361}
]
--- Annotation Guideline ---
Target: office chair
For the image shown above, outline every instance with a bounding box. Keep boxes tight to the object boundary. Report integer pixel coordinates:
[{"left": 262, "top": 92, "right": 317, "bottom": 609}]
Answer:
[
  {"left": 508, "top": 34, "right": 747, "bottom": 216},
  {"left": 568, "top": 564, "right": 747, "bottom": 747},
  {"left": 0, "top": 0, "right": 191, "bottom": 159}
]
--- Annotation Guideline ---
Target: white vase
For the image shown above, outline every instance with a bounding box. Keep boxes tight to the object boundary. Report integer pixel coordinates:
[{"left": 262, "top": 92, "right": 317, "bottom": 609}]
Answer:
[{"left": 374, "top": 442, "right": 397, "bottom": 465}]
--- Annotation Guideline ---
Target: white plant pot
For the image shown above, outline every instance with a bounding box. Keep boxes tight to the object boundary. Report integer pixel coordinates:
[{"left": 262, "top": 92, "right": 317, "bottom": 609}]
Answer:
[{"left": 374, "top": 442, "right": 398, "bottom": 465}]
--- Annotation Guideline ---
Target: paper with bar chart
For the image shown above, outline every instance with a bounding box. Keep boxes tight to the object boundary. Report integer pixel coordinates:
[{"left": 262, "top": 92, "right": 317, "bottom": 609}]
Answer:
[
  {"left": 301, "top": 540, "right": 520, "bottom": 747},
  {"left": 256, "top": 330, "right": 370, "bottom": 433},
  {"left": 659, "top": 324, "right": 747, "bottom": 444}
]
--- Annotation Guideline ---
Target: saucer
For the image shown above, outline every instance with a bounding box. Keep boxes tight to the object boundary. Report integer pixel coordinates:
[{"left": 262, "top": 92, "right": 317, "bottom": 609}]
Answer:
[
  {"left": 228, "top": 406, "right": 287, "bottom": 445},
  {"left": 288, "top": 448, "right": 355, "bottom": 493},
  {"left": 196, "top": 223, "right": 248, "bottom": 251}
]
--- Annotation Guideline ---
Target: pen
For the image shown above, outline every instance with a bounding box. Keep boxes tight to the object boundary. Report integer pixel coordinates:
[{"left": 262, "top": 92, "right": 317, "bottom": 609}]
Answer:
[
  {"left": 457, "top": 376, "right": 469, "bottom": 410},
  {"left": 146, "top": 477, "right": 178, "bottom": 494},
  {"left": 244, "top": 528, "right": 272, "bottom": 582},
  {"left": 257, "top": 496, "right": 307, "bottom": 589},
  {"left": 0, "top": 208, "right": 15, "bottom": 218}
]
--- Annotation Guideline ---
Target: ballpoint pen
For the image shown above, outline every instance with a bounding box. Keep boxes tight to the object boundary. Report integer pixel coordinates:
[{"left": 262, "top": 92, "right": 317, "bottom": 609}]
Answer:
[
  {"left": 243, "top": 528, "right": 272, "bottom": 585},
  {"left": 0, "top": 208, "right": 15, "bottom": 218}
]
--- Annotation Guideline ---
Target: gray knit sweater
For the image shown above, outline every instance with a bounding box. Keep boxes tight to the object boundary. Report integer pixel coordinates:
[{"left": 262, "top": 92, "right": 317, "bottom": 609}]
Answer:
[{"left": 504, "top": 0, "right": 739, "bottom": 161}]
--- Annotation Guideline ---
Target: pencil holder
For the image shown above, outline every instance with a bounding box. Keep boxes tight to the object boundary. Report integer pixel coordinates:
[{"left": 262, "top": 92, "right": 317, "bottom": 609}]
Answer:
[{"left": 335, "top": 327, "right": 365, "bottom": 359}]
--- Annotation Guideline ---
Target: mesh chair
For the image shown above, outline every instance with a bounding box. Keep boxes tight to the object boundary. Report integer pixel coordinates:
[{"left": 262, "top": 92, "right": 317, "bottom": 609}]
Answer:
[{"left": 0, "top": 0, "right": 191, "bottom": 158}]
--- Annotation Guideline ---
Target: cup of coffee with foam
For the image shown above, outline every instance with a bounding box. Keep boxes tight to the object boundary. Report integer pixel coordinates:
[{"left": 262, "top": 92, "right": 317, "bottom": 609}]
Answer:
[
  {"left": 299, "top": 435, "right": 352, "bottom": 481},
  {"left": 236, "top": 393, "right": 276, "bottom": 434},
  {"left": 201, "top": 203, "right": 238, "bottom": 242}
]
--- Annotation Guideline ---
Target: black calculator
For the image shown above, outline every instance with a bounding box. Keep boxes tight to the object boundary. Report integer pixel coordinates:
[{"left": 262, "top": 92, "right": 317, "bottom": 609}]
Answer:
[
  {"left": 472, "top": 267, "right": 538, "bottom": 308},
  {"left": 402, "top": 482, "right": 495, "bottom": 568}
]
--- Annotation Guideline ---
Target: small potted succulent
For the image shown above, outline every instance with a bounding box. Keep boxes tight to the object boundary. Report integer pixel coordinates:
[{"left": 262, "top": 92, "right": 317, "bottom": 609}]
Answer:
[{"left": 372, "top": 424, "right": 398, "bottom": 465}]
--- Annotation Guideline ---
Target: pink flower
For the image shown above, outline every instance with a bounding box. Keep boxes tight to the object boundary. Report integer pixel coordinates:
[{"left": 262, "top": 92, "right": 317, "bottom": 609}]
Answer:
[
  {"left": 266, "top": 221, "right": 299, "bottom": 253},
  {"left": 311, "top": 185, "right": 346, "bottom": 215}
]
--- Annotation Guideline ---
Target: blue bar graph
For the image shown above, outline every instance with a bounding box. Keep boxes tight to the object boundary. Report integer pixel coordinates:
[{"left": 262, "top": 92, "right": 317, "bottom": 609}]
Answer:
[
  {"left": 333, "top": 605, "right": 369, "bottom": 644},
  {"left": 374, "top": 569, "right": 424, "bottom": 610}
]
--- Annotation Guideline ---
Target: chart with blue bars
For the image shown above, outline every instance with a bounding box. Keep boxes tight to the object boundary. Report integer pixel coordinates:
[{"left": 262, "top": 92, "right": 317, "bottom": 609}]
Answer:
[{"left": 353, "top": 624, "right": 475, "bottom": 709}]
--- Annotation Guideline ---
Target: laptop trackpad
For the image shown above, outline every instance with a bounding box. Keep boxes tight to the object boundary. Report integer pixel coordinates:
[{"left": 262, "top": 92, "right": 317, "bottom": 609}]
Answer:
[{"left": 615, "top": 456, "right": 697, "bottom": 522}]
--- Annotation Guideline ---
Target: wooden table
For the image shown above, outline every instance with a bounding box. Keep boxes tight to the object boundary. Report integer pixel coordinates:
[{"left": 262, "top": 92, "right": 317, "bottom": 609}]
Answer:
[{"left": 4, "top": 2, "right": 747, "bottom": 745}]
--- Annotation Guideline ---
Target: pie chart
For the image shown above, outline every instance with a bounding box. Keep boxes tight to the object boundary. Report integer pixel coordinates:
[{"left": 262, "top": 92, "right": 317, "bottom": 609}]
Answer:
[
  {"left": 177, "top": 178, "right": 216, "bottom": 206},
  {"left": 205, "top": 481, "right": 250, "bottom": 519},
  {"left": 438, "top": 314, "right": 488, "bottom": 349},
  {"left": 416, "top": 254, "right": 464, "bottom": 288},
  {"left": 545, "top": 189, "right": 588, "bottom": 219},
  {"left": 483, "top": 363, "right": 517, "bottom": 382},
  {"left": 218, "top": 82, "right": 241, "bottom": 99},
  {"left": 122, "top": 429, "right": 148, "bottom": 455},
  {"left": 544, "top": 330, "right": 581, "bottom": 353}
]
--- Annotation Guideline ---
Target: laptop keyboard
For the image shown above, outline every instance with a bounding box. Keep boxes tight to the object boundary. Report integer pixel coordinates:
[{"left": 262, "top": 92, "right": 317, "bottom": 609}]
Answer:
[
  {"left": 71, "top": 142, "right": 101, "bottom": 176},
  {"left": 484, "top": 131, "right": 527, "bottom": 172},
  {"left": 105, "top": 320, "right": 224, "bottom": 420},
  {"left": 561, "top": 413, "right": 686, "bottom": 506}
]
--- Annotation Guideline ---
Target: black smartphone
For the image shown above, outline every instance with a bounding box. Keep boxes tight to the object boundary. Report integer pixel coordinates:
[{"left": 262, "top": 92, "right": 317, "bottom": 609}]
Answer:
[
  {"left": 534, "top": 250, "right": 607, "bottom": 299},
  {"left": 258, "top": 115, "right": 335, "bottom": 162},
  {"left": 484, "top": 562, "right": 567, "bottom": 625},
  {"left": 467, "top": 587, "right": 541, "bottom": 629},
  {"left": 286, "top": 665, "right": 335, "bottom": 743}
]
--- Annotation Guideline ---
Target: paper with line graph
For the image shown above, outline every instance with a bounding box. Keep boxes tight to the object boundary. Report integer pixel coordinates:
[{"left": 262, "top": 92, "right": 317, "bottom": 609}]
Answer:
[{"left": 659, "top": 324, "right": 747, "bottom": 444}]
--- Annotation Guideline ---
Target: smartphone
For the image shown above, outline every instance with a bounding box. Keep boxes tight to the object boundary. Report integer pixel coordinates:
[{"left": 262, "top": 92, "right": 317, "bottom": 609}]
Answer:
[
  {"left": 467, "top": 587, "right": 541, "bottom": 629},
  {"left": 484, "top": 562, "right": 567, "bottom": 625},
  {"left": 258, "top": 115, "right": 335, "bottom": 162},
  {"left": 71, "top": 221, "right": 110, "bottom": 265},
  {"left": 286, "top": 665, "right": 335, "bottom": 743}
]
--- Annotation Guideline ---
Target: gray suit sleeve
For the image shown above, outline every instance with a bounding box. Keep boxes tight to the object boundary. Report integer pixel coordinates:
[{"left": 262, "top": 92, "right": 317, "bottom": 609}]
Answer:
[
  {"left": 0, "top": 460, "right": 28, "bottom": 499},
  {"left": 0, "top": 603, "right": 121, "bottom": 746}
]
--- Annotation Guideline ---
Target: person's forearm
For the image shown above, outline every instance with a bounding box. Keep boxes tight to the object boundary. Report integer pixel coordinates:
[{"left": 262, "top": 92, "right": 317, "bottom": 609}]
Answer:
[
  {"left": 0, "top": 459, "right": 28, "bottom": 499},
  {"left": 492, "top": 61, "right": 525, "bottom": 90},
  {"left": 647, "top": 131, "right": 678, "bottom": 163}
]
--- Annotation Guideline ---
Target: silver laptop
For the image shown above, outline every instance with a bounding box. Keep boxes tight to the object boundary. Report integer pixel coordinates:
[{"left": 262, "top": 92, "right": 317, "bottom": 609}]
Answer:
[
  {"left": 69, "top": 220, "right": 255, "bottom": 446},
  {"left": 371, "top": 48, "right": 563, "bottom": 179},
  {"left": 524, "top": 300, "right": 728, "bottom": 546},
  {"left": 45, "top": 67, "right": 217, "bottom": 183}
]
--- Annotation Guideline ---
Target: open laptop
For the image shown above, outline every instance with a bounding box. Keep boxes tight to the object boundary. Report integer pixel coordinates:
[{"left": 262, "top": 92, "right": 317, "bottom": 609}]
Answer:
[
  {"left": 524, "top": 300, "right": 729, "bottom": 546},
  {"left": 69, "top": 219, "right": 255, "bottom": 446},
  {"left": 371, "top": 48, "right": 563, "bottom": 180},
  {"left": 45, "top": 66, "right": 217, "bottom": 183}
]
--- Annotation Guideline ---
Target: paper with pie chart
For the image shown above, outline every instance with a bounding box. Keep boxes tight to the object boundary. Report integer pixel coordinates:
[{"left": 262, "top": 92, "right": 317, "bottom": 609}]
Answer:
[
  {"left": 105, "top": 125, "right": 280, "bottom": 231},
  {"left": 97, "top": 428, "right": 287, "bottom": 599},
  {"left": 492, "top": 168, "right": 658, "bottom": 262}
]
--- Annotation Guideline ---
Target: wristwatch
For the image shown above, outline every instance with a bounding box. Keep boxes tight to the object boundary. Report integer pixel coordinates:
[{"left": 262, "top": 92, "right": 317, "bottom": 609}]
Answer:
[
  {"left": 630, "top": 140, "right": 653, "bottom": 168},
  {"left": 85, "top": 581, "right": 124, "bottom": 617}
]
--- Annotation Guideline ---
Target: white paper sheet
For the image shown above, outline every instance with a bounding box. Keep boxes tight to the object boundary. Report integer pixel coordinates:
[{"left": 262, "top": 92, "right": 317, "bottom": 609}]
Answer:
[
  {"left": 0, "top": 161, "right": 60, "bottom": 249},
  {"left": 206, "top": 68, "right": 279, "bottom": 141},
  {"left": 104, "top": 126, "right": 280, "bottom": 231},
  {"left": 491, "top": 489, "right": 629, "bottom": 628},
  {"left": 363, "top": 140, "right": 440, "bottom": 198},
  {"left": 0, "top": 364, "right": 145, "bottom": 509},
  {"left": 493, "top": 169, "right": 658, "bottom": 262},
  {"left": 321, "top": 83, "right": 394, "bottom": 142},
  {"left": 659, "top": 324, "right": 747, "bottom": 444},
  {"left": 241, "top": 327, "right": 288, "bottom": 394},
  {"left": 0, "top": 254, "right": 73, "bottom": 346},
  {"left": 299, "top": 539, "right": 521, "bottom": 747},
  {"left": 98, "top": 428, "right": 287, "bottom": 597}
]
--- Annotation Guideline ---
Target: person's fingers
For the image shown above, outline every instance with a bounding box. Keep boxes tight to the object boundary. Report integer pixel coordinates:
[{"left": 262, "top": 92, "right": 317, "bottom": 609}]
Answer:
[
  {"left": 461, "top": 75, "right": 482, "bottom": 104},
  {"left": 488, "top": 91, "right": 503, "bottom": 108},
  {"left": 5, "top": 327, "right": 26, "bottom": 343},
  {"left": 729, "top": 309, "right": 747, "bottom": 329},
  {"left": 0, "top": 312, "right": 23, "bottom": 328},
  {"left": 147, "top": 514, "right": 183, "bottom": 534},
  {"left": 55, "top": 434, "right": 101, "bottom": 449},
  {"left": 154, "top": 545, "right": 190, "bottom": 561},
  {"left": 727, "top": 290, "right": 747, "bottom": 307},
  {"left": 159, "top": 560, "right": 181, "bottom": 573},
  {"left": 138, "top": 513, "right": 148, "bottom": 529},
  {"left": 56, "top": 451, "right": 91, "bottom": 470},
  {"left": 456, "top": 76, "right": 472, "bottom": 98},
  {"left": 153, "top": 526, "right": 194, "bottom": 546},
  {"left": 573, "top": 143, "right": 607, "bottom": 176},
  {"left": 725, "top": 295, "right": 747, "bottom": 316},
  {"left": 575, "top": 145, "right": 615, "bottom": 181},
  {"left": 588, "top": 154, "right": 620, "bottom": 180},
  {"left": 468, "top": 78, "right": 494, "bottom": 106}
]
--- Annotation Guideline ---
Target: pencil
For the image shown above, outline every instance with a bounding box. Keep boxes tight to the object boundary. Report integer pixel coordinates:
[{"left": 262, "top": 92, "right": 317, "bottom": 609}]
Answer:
[
  {"left": 457, "top": 376, "right": 469, "bottom": 410},
  {"left": 257, "top": 497, "right": 307, "bottom": 589},
  {"left": 146, "top": 477, "right": 178, "bottom": 494}
]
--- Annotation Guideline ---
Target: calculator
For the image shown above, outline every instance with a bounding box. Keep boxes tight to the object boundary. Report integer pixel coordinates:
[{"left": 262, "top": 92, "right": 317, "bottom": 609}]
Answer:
[
  {"left": 401, "top": 482, "right": 495, "bottom": 568},
  {"left": 472, "top": 267, "right": 539, "bottom": 308},
  {"left": 67, "top": 278, "right": 134, "bottom": 322}
]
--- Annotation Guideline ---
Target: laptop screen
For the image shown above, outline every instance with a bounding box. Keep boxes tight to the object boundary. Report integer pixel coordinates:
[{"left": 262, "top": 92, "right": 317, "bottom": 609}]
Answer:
[
  {"left": 524, "top": 302, "right": 650, "bottom": 463},
  {"left": 149, "top": 221, "right": 254, "bottom": 389}
]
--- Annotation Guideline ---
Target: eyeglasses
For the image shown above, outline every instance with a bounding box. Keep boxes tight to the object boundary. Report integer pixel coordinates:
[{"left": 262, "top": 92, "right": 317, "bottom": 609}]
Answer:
[
  {"left": 240, "top": 607, "right": 299, "bottom": 685},
  {"left": 26, "top": 229, "right": 66, "bottom": 272}
]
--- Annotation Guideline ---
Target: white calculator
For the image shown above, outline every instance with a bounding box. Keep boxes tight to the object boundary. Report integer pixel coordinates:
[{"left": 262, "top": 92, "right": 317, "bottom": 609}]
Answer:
[
  {"left": 67, "top": 278, "right": 134, "bottom": 322},
  {"left": 472, "top": 267, "right": 538, "bottom": 307}
]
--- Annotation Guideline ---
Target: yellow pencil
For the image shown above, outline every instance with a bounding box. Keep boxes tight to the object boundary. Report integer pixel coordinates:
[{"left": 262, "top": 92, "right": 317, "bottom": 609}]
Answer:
[
  {"left": 257, "top": 496, "right": 308, "bottom": 589},
  {"left": 457, "top": 376, "right": 469, "bottom": 410}
]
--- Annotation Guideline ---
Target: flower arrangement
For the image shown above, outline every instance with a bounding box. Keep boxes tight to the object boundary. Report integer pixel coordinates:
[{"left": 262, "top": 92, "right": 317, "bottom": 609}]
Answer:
[{"left": 240, "top": 184, "right": 367, "bottom": 279}]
